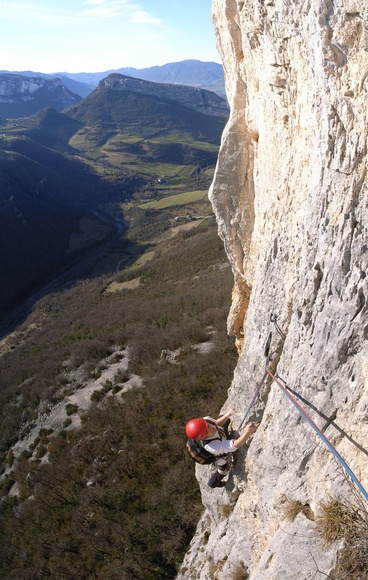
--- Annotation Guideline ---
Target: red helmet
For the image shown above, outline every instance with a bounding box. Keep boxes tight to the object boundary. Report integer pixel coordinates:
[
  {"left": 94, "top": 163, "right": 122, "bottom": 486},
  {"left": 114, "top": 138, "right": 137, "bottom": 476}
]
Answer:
[{"left": 186, "top": 418, "right": 208, "bottom": 440}]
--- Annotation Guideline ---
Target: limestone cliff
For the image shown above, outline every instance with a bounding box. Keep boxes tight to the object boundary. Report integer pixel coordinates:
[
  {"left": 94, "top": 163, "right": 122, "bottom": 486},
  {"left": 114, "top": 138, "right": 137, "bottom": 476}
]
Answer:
[
  {"left": 178, "top": 1, "right": 368, "bottom": 578},
  {"left": 0, "top": 74, "right": 81, "bottom": 118}
]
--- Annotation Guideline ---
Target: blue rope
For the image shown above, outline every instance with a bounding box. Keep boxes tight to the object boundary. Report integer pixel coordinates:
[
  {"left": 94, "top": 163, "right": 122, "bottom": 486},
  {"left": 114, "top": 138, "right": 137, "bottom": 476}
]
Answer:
[{"left": 267, "top": 369, "right": 368, "bottom": 502}]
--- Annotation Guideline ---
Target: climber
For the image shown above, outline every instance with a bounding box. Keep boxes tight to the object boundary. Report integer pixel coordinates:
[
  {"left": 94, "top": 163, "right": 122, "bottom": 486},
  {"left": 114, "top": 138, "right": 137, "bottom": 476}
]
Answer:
[{"left": 186, "top": 412, "right": 260, "bottom": 488}]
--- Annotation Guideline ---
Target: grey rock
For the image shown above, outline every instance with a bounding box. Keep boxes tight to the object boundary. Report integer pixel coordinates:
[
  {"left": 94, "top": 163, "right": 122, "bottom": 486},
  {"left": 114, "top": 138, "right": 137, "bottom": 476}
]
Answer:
[{"left": 0, "top": 73, "right": 81, "bottom": 118}]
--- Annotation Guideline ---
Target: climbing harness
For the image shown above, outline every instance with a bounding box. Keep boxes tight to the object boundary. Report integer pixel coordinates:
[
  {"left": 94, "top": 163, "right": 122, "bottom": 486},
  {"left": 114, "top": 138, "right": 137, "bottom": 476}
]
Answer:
[
  {"left": 236, "top": 314, "right": 368, "bottom": 502},
  {"left": 186, "top": 438, "right": 219, "bottom": 464}
]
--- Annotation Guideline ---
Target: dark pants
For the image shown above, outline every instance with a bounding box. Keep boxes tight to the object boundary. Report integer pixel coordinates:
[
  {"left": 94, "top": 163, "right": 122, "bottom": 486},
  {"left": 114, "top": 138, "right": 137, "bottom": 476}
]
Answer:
[{"left": 208, "top": 464, "right": 230, "bottom": 488}]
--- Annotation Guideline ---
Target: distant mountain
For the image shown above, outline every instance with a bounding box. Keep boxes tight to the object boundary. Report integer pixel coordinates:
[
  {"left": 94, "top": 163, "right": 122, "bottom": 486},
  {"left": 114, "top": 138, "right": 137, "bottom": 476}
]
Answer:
[
  {"left": 64, "top": 74, "right": 229, "bottom": 155},
  {"left": 57, "top": 75, "right": 95, "bottom": 99},
  {"left": 124, "top": 60, "right": 225, "bottom": 95},
  {"left": 65, "top": 74, "right": 228, "bottom": 144},
  {"left": 0, "top": 70, "right": 93, "bottom": 99},
  {"left": 60, "top": 60, "right": 226, "bottom": 98},
  {"left": 0, "top": 61, "right": 226, "bottom": 105},
  {"left": 0, "top": 74, "right": 82, "bottom": 118}
]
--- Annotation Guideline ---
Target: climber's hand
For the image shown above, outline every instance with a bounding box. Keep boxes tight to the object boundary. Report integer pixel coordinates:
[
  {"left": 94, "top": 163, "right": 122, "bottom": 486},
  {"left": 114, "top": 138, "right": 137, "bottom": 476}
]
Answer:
[{"left": 245, "top": 422, "right": 260, "bottom": 434}]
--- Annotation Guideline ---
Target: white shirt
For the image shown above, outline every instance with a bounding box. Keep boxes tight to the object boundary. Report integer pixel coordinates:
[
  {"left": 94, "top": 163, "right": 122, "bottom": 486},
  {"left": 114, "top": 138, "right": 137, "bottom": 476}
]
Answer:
[{"left": 203, "top": 416, "right": 237, "bottom": 455}]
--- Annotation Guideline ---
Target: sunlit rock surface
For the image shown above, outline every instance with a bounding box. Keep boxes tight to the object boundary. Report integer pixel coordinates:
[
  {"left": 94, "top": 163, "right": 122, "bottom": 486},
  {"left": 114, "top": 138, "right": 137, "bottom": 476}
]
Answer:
[
  {"left": 178, "top": 1, "right": 368, "bottom": 578},
  {"left": 0, "top": 74, "right": 81, "bottom": 117}
]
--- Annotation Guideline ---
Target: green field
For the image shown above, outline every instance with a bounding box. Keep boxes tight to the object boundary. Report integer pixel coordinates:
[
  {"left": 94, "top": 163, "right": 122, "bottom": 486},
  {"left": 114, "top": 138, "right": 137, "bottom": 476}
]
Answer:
[
  {"left": 138, "top": 189, "right": 208, "bottom": 209},
  {"left": 69, "top": 128, "right": 214, "bottom": 184}
]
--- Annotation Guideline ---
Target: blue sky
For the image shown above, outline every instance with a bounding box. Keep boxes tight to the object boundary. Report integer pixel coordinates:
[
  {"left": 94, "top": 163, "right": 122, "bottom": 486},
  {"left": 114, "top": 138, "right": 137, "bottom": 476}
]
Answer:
[{"left": 1, "top": 0, "right": 220, "bottom": 73}]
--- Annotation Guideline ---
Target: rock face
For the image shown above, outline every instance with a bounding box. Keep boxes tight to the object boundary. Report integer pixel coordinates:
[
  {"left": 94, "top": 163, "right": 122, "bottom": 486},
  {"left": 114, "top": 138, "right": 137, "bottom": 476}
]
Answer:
[
  {"left": 178, "top": 1, "right": 368, "bottom": 579},
  {"left": 0, "top": 74, "right": 81, "bottom": 118},
  {"left": 99, "top": 74, "right": 229, "bottom": 119}
]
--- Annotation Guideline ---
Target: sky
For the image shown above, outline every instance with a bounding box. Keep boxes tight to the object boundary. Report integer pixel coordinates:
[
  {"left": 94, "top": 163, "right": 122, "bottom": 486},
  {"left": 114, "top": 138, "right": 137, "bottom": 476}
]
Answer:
[{"left": 1, "top": 0, "right": 220, "bottom": 74}]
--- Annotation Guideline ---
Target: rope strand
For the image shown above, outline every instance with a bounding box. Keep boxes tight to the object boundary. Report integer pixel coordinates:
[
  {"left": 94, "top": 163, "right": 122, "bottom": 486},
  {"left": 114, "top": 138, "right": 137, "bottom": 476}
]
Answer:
[
  {"left": 235, "top": 318, "right": 367, "bottom": 502},
  {"left": 266, "top": 369, "right": 368, "bottom": 502},
  {"left": 275, "top": 374, "right": 368, "bottom": 458}
]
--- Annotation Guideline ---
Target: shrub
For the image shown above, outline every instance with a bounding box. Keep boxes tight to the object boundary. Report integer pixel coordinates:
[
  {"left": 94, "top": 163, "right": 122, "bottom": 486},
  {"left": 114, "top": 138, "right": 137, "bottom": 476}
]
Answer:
[
  {"left": 115, "top": 369, "right": 130, "bottom": 383},
  {"left": 231, "top": 562, "right": 249, "bottom": 580},
  {"left": 316, "top": 496, "right": 368, "bottom": 579},
  {"left": 283, "top": 498, "right": 314, "bottom": 522},
  {"left": 6, "top": 449, "right": 15, "bottom": 468},
  {"left": 35, "top": 444, "right": 47, "bottom": 459},
  {"left": 39, "top": 428, "right": 53, "bottom": 438},
  {"left": 219, "top": 503, "right": 234, "bottom": 519},
  {"left": 0, "top": 473, "right": 16, "bottom": 494},
  {"left": 65, "top": 403, "right": 78, "bottom": 416},
  {"left": 90, "top": 390, "right": 104, "bottom": 402}
]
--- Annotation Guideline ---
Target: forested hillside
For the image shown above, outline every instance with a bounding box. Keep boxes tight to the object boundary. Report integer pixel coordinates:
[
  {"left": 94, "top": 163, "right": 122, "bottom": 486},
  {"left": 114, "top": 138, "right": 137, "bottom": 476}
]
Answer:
[{"left": 0, "top": 213, "right": 235, "bottom": 578}]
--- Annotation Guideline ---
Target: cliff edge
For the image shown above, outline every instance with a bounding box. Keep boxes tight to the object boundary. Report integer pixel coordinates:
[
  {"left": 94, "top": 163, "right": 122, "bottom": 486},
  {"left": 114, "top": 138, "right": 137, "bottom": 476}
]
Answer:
[{"left": 178, "top": 1, "right": 368, "bottom": 578}]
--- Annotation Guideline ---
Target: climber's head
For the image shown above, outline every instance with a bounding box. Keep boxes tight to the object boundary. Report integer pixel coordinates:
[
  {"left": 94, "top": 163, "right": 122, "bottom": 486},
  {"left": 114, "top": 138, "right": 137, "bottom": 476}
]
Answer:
[{"left": 185, "top": 417, "right": 208, "bottom": 440}]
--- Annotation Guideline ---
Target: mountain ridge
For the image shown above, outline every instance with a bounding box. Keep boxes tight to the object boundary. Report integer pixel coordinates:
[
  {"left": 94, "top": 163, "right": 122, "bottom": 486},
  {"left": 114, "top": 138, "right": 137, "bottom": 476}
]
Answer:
[
  {"left": 64, "top": 73, "right": 227, "bottom": 145},
  {"left": 1, "top": 59, "right": 226, "bottom": 102},
  {"left": 0, "top": 73, "right": 81, "bottom": 118},
  {"left": 84, "top": 73, "right": 228, "bottom": 119}
]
